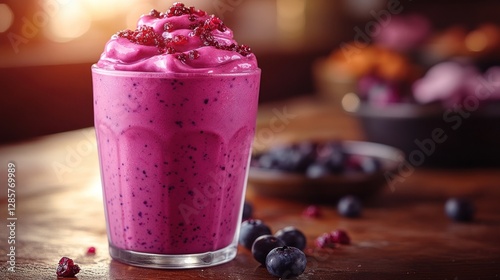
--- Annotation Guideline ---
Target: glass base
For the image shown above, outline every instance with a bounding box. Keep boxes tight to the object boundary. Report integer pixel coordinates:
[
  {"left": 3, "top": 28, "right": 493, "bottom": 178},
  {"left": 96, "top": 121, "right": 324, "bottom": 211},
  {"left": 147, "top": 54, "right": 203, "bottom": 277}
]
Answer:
[{"left": 109, "top": 243, "right": 238, "bottom": 269}]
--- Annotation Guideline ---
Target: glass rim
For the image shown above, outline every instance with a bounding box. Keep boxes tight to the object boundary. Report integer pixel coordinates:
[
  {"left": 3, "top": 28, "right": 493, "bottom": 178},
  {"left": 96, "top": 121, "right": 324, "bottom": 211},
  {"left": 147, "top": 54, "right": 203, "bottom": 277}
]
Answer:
[{"left": 91, "top": 64, "right": 261, "bottom": 77}]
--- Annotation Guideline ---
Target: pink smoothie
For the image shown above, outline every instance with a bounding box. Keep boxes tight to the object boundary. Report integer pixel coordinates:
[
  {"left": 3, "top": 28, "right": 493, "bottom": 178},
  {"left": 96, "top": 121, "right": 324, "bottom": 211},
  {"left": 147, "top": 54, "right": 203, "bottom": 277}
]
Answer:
[{"left": 92, "top": 3, "right": 259, "bottom": 256}]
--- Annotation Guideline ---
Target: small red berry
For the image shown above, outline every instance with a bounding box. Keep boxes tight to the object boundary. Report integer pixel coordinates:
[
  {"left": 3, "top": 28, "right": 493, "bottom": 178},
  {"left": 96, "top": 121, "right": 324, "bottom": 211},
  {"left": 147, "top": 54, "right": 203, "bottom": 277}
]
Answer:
[
  {"left": 315, "top": 233, "right": 333, "bottom": 249},
  {"left": 56, "top": 257, "right": 81, "bottom": 277},
  {"left": 330, "top": 230, "right": 350, "bottom": 245},
  {"left": 302, "top": 205, "right": 322, "bottom": 218},
  {"left": 87, "top": 247, "right": 96, "bottom": 254}
]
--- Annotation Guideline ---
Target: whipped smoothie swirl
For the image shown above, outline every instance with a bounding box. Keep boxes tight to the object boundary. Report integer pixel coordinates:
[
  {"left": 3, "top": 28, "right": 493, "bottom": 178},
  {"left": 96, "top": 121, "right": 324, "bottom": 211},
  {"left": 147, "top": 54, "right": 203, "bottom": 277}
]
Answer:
[{"left": 97, "top": 3, "right": 258, "bottom": 73}]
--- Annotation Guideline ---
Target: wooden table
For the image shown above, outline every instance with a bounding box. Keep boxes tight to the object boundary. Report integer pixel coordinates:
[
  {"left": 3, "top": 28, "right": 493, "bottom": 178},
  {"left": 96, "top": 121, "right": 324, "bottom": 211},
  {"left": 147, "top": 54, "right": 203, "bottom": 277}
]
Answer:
[{"left": 1, "top": 96, "right": 499, "bottom": 279}]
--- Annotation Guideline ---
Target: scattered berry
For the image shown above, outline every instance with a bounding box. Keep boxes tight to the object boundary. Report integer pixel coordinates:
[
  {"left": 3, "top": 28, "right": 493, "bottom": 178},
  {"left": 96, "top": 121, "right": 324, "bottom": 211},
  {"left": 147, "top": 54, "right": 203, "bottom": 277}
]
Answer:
[
  {"left": 251, "top": 235, "right": 286, "bottom": 265},
  {"left": 87, "top": 247, "right": 96, "bottom": 254},
  {"left": 239, "top": 219, "right": 272, "bottom": 250},
  {"left": 315, "top": 233, "right": 333, "bottom": 249},
  {"left": 337, "top": 195, "right": 362, "bottom": 218},
  {"left": 56, "top": 257, "right": 80, "bottom": 277},
  {"left": 330, "top": 229, "right": 351, "bottom": 245},
  {"left": 302, "top": 205, "right": 322, "bottom": 218},
  {"left": 305, "top": 162, "right": 330, "bottom": 178},
  {"left": 266, "top": 246, "right": 307, "bottom": 278},
  {"left": 274, "top": 226, "right": 307, "bottom": 251},
  {"left": 445, "top": 197, "right": 475, "bottom": 222},
  {"left": 242, "top": 201, "right": 253, "bottom": 220},
  {"left": 315, "top": 230, "right": 351, "bottom": 248}
]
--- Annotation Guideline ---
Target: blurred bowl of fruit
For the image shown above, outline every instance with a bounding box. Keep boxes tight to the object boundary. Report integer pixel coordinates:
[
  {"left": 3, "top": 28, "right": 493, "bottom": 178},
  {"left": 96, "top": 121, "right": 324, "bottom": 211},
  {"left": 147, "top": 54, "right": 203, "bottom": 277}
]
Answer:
[
  {"left": 344, "top": 61, "right": 500, "bottom": 168},
  {"left": 248, "top": 140, "right": 404, "bottom": 202}
]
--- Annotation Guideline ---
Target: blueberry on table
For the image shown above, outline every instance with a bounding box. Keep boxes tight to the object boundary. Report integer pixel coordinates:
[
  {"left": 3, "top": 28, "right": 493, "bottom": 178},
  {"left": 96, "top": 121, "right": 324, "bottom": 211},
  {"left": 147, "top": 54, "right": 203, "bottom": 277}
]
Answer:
[
  {"left": 251, "top": 235, "right": 285, "bottom": 265},
  {"left": 305, "top": 162, "right": 330, "bottom": 179},
  {"left": 337, "top": 195, "right": 362, "bottom": 218},
  {"left": 266, "top": 246, "right": 307, "bottom": 278},
  {"left": 445, "top": 197, "right": 475, "bottom": 222},
  {"left": 274, "top": 226, "right": 307, "bottom": 251},
  {"left": 242, "top": 201, "right": 253, "bottom": 220},
  {"left": 239, "top": 219, "right": 272, "bottom": 250}
]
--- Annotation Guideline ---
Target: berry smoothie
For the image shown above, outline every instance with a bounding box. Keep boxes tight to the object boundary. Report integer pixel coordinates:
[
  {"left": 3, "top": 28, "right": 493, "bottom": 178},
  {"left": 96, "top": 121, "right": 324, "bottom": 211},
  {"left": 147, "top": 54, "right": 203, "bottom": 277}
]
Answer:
[{"left": 92, "top": 3, "right": 259, "bottom": 267}]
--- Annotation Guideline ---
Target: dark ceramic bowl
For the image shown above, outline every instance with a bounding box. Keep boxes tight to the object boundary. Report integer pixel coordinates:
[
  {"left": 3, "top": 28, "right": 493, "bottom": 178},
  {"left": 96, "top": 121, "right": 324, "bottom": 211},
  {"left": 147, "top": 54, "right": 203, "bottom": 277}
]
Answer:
[
  {"left": 247, "top": 140, "right": 404, "bottom": 202},
  {"left": 346, "top": 99, "right": 500, "bottom": 168}
]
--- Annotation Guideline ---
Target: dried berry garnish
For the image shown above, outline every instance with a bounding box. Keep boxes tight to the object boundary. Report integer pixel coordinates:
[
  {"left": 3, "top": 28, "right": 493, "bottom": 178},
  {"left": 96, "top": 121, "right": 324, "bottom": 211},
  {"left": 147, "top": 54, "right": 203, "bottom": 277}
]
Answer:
[
  {"left": 118, "top": 3, "right": 253, "bottom": 60},
  {"left": 87, "top": 246, "right": 96, "bottom": 254},
  {"left": 117, "top": 26, "right": 164, "bottom": 48},
  {"left": 166, "top": 2, "right": 206, "bottom": 18},
  {"left": 56, "top": 257, "right": 81, "bottom": 277}
]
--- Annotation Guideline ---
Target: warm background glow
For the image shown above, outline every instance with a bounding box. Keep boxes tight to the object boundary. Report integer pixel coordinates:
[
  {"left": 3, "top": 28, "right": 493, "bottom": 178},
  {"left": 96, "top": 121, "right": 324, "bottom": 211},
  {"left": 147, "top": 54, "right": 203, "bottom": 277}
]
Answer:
[{"left": 0, "top": 3, "right": 14, "bottom": 33}]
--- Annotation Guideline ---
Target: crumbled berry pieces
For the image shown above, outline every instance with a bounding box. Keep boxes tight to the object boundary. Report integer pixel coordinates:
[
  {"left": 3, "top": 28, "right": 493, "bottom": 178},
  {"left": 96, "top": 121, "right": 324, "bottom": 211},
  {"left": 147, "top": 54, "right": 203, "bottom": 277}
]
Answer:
[
  {"left": 177, "top": 50, "right": 200, "bottom": 63},
  {"left": 149, "top": 9, "right": 165, "bottom": 19},
  {"left": 56, "top": 257, "right": 81, "bottom": 277},
  {"left": 118, "top": 3, "right": 253, "bottom": 60},
  {"left": 117, "top": 26, "right": 164, "bottom": 48}
]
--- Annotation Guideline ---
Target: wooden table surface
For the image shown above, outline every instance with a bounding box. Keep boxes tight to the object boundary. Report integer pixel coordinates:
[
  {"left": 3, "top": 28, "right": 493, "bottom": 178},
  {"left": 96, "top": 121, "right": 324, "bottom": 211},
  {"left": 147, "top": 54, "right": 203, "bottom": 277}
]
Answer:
[{"left": 1, "top": 96, "right": 500, "bottom": 280}]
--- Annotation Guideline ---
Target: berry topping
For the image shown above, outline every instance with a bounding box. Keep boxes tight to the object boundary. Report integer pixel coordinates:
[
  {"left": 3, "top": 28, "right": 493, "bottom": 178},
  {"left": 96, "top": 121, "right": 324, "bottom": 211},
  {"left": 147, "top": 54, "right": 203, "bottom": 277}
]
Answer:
[
  {"left": 337, "top": 195, "right": 363, "bottom": 218},
  {"left": 149, "top": 9, "right": 165, "bottom": 19},
  {"left": 274, "top": 226, "right": 307, "bottom": 251},
  {"left": 115, "top": 3, "right": 253, "bottom": 60},
  {"left": 251, "top": 235, "right": 286, "bottom": 265},
  {"left": 445, "top": 197, "right": 475, "bottom": 222},
  {"left": 177, "top": 50, "right": 200, "bottom": 63},
  {"left": 265, "top": 246, "right": 307, "bottom": 278},
  {"left": 117, "top": 26, "right": 163, "bottom": 48},
  {"left": 56, "top": 257, "right": 81, "bottom": 277},
  {"left": 239, "top": 219, "right": 272, "bottom": 250}
]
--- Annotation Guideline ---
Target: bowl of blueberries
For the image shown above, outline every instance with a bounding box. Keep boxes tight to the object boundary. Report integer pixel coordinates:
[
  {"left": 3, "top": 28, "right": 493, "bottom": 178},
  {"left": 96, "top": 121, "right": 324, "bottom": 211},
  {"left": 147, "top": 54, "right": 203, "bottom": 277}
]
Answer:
[
  {"left": 248, "top": 140, "right": 404, "bottom": 201},
  {"left": 345, "top": 61, "right": 500, "bottom": 168}
]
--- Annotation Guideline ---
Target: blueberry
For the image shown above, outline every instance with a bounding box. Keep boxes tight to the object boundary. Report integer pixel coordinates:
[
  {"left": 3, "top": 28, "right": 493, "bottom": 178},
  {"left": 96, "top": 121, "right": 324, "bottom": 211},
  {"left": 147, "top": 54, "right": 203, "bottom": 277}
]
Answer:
[
  {"left": 317, "top": 142, "right": 345, "bottom": 174},
  {"left": 251, "top": 235, "right": 285, "bottom": 265},
  {"left": 266, "top": 246, "right": 307, "bottom": 278},
  {"left": 242, "top": 201, "right": 253, "bottom": 220},
  {"left": 239, "top": 219, "right": 272, "bottom": 249},
  {"left": 305, "top": 162, "right": 330, "bottom": 179},
  {"left": 445, "top": 197, "right": 475, "bottom": 222},
  {"left": 274, "top": 226, "right": 307, "bottom": 251},
  {"left": 337, "top": 195, "right": 362, "bottom": 218},
  {"left": 345, "top": 155, "right": 380, "bottom": 173}
]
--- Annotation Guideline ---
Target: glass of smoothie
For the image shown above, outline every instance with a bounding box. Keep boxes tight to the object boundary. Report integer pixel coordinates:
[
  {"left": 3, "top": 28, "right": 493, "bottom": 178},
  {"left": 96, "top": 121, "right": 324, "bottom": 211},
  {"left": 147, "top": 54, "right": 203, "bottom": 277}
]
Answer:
[{"left": 92, "top": 3, "right": 260, "bottom": 269}]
